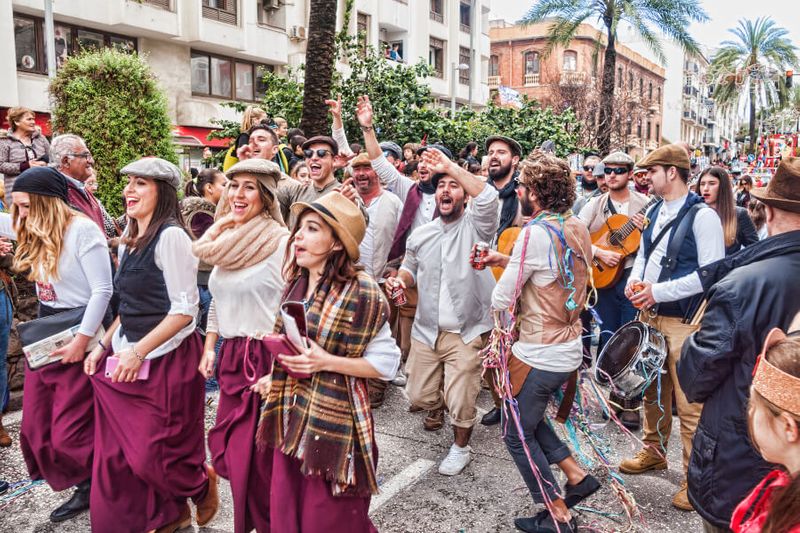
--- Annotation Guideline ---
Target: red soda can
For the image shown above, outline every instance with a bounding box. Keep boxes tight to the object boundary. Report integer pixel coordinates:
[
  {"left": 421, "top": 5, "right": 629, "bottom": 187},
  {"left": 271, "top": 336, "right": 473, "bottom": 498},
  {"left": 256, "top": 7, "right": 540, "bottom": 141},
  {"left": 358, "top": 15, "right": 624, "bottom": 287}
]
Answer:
[
  {"left": 471, "top": 242, "right": 489, "bottom": 270},
  {"left": 390, "top": 284, "right": 407, "bottom": 306}
]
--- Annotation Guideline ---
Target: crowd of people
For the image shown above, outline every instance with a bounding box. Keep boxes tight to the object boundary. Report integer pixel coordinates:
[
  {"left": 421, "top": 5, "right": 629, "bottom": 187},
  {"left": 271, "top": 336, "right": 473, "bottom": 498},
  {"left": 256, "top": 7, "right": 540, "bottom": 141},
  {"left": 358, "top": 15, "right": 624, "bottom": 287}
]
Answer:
[{"left": 0, "top": 101, "right": 799, "bottom": 533}]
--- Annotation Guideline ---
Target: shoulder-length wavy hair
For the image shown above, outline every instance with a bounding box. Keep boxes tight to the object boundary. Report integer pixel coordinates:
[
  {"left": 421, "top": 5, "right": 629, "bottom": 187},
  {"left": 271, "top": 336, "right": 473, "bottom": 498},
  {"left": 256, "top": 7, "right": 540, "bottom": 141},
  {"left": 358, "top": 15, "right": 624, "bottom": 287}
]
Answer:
[
  {"left": 282, "top": 208, "right": 362, "bottom": 287},
  {"left": 699, "top": 166, "right": 737, "bottom": 247},
  {"left": 517, "top": 150, "right": 576, "bottom": 214},
  {"left": 122, "top": 179, "right": 183, "bottom": 250},
  {"left": 12, "top": 194, "right": 75, "bottom": 282}
]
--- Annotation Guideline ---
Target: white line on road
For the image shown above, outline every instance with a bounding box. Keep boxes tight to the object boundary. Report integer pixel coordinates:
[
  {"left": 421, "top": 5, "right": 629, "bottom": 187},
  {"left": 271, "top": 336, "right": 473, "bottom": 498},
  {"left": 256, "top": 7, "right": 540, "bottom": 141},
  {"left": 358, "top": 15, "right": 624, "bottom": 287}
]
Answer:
[{"left": 369, "top": 458, "right": 436, "bottom": 514}]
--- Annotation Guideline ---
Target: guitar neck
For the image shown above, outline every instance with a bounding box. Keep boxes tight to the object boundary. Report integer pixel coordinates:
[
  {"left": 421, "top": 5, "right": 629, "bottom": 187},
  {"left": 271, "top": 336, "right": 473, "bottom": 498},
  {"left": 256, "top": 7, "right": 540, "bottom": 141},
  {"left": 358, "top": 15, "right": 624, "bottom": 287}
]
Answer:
[{"left": 614, "top": 196, "right": 661, "bottom": 238}]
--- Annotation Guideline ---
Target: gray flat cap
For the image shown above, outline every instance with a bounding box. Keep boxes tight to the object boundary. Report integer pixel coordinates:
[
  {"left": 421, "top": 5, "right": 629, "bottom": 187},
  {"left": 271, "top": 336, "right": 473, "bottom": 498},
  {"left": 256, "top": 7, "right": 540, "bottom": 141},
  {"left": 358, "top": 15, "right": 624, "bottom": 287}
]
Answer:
[
  {"left": 602, "top": 151, "right": 635, "bottom": 166},
  {"left": 380, "top": 141, "right": 402, "bottom": 160},
  {"left": 592, "top": 162, "right": 606, "bottom": 177},
  {"left": 226, "top": 158, "right": 282, "bottom": 192},
  {"left": 120, "top": 157, "right": 182, "bottom": 190}
]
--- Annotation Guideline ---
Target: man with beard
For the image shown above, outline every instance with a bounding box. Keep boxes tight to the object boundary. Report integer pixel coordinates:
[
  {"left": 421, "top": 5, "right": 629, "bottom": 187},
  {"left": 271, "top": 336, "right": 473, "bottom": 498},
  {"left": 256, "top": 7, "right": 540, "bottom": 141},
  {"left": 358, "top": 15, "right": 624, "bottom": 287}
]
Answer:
[
  {"left": 573, "top": 156, "right": 604, "bottom": 214},
  {"left": 387, "top": 148, "right": 499, "bottom": 476},
  {"left": 578, "top": 152, "right": 648, "bottom": 430},
  {"left": 485, "top": 135, "right": 523, "bottom": 237},
  {"left": 633, "top": 167, "right": 652, "bottom": 196},
  {"left": 489, "top": 150, "right": 599, "bottom": 533}
]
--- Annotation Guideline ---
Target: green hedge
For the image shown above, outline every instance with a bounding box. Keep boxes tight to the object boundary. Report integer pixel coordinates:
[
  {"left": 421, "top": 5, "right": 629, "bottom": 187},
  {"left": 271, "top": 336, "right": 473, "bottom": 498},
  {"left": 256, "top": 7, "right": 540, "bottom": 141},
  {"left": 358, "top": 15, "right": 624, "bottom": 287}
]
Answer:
[{"left": 50, "top": 48, "right": 177, "bottom": 216}]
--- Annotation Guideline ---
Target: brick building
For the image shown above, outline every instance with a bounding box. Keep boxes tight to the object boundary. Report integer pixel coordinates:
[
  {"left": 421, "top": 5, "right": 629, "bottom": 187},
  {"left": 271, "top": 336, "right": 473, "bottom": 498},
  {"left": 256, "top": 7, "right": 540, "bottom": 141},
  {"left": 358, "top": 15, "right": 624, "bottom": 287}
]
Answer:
[{"left": 488, "top": 19, "right": 666, "bottom": 158}]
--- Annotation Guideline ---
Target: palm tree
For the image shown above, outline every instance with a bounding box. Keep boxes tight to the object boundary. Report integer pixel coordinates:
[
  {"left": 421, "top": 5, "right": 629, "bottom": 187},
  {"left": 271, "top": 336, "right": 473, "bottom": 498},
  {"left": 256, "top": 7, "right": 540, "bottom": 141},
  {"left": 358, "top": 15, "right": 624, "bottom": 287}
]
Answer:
[
  {"left": 521, "top": 0, "right": 708, "bottom": 154},
  {"left": 300, "top": 0, "right": 338, "bottom": 136},
  {"left": 709, "top": 18, "right": 798, "bottom": 154}
]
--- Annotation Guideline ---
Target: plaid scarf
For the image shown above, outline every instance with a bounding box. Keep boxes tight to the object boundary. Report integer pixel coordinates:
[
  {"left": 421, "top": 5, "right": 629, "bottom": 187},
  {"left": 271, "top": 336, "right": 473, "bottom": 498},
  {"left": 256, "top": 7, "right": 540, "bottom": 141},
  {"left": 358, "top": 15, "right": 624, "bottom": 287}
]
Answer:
[{"left": 257, "top": 272, "right": 388, "bottom": 496}]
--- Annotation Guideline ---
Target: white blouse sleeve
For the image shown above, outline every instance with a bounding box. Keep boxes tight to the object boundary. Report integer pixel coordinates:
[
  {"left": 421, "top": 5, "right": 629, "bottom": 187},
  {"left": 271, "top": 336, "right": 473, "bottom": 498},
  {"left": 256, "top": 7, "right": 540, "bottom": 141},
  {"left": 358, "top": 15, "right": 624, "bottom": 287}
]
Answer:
[
  {"left": 75, "top": 223, "right": 113, "bottom": 337},
  {"left": 0, "top": 213, "right": 16, "bottom": 239},
  {"left": 154, "top": 226, "right": 199, "bottom": 318},
  {"left": 362, "top": 322, "right": 401, "bottom": 381}
]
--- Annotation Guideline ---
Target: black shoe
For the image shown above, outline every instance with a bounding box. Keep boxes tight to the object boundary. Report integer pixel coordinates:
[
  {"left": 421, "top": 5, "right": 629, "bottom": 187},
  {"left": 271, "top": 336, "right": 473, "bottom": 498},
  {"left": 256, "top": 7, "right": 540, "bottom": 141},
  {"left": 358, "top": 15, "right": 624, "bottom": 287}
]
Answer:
[
  {"left": 0, "top": 480, "right": 8, "bottom": 495},
  {"left": 50, "top": 481, "right": 91, "bottom": 523},
  {"left": 514, "top": 510, "right": 577, "bottom": 533},
  {"left": 564, "top": 474, "right": 601, "bottom": 508},
  {"left": 480, "top": 407, "right": 501, "bottom": 426},
  {"left": 619, "top": 410, "right": 641, "bottom": 431}
]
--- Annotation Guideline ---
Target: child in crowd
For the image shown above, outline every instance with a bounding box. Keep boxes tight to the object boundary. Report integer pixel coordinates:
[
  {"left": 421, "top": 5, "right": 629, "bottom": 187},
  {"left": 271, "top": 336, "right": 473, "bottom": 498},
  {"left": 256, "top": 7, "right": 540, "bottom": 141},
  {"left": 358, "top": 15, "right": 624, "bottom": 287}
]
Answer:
[{"left": 732, "top": 316, "right": 800, "bottom": 533}]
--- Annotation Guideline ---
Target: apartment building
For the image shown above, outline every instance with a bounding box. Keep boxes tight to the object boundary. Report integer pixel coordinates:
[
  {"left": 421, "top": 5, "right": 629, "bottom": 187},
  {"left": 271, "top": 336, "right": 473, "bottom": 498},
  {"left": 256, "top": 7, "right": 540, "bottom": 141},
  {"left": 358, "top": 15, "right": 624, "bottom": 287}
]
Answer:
[
  {"left": 1, "top": 0, "right": 490, "bottom": 165},
  {"left": 488, "top": 20, "right": 665, "bottom": 158}
]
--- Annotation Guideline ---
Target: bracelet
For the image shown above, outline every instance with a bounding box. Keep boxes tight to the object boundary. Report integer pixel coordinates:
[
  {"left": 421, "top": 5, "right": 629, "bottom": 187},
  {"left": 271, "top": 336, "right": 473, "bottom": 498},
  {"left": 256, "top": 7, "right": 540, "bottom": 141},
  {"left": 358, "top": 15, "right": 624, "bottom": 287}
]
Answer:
[
  {"left": 133, "top": 349, "right": 145, "bottom": 362},
  {"left": 98, "top": 339, "right": 107, "bottom": 351},
  {"left": 359, "top": 125, "right": 374, "bottom": 132}
]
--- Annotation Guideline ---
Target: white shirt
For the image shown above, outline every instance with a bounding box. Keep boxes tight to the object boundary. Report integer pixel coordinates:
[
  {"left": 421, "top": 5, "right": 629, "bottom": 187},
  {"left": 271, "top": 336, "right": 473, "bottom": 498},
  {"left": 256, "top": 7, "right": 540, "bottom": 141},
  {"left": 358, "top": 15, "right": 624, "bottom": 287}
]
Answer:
[
  {"left": 491, "top": 224, "right": 583, "bottom": 372},
  {"left": 0, "top": 213, "right": 112, "bottom": 337},
  {"left": 360, "top": 193, "right": 402, "bottom": 279},
  {"left": 579, "top": 195, "right": 635, "bottom": 269},
  {"left": 362, "top": 322, "right": 402, "bottom": 380},
  {"left": 370, "top": 154, "right": 436, "bottom": 232},
  {"left": 207, "top": 236, "right": 289, "bottom": 339},
  {"left": 112, "top": 226, "right": 199, "bottom": 359},
  {"left": 629, "top": 195, "right": 725, "bottom": 303}
]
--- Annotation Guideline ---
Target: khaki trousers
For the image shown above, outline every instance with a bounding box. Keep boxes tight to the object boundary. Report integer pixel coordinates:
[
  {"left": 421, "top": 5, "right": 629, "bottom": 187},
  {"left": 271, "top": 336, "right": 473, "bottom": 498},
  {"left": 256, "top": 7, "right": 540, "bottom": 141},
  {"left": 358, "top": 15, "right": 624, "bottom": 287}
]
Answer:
[
  {"left": 406, "top": 332, "right": 484, "bottom": 428},
  {"left": 641, "top": 314, "right": 702, "bottom": 473}
]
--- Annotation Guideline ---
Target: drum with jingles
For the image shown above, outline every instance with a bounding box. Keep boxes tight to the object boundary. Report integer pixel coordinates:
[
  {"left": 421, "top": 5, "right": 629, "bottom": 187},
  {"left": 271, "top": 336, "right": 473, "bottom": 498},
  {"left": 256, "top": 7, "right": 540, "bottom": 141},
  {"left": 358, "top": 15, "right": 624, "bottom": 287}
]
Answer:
[{"left": 594, "top": 321, "right": 667, "bottom": 400}]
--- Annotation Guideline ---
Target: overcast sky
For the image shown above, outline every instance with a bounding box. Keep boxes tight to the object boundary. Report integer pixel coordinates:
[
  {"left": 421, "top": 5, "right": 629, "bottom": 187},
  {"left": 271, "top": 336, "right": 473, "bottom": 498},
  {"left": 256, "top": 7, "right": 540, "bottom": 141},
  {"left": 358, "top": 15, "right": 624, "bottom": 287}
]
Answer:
[{"left": 490, "top": 0, "right": 800, "bottom": 63}]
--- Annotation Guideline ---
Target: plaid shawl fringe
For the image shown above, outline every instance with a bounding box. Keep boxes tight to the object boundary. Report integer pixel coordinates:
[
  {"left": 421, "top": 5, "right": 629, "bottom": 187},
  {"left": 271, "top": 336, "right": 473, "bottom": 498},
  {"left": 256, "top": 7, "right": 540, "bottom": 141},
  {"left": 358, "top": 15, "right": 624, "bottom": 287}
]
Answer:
[{"left": 257, "top": 272, "right": 388, "bottom": 497}]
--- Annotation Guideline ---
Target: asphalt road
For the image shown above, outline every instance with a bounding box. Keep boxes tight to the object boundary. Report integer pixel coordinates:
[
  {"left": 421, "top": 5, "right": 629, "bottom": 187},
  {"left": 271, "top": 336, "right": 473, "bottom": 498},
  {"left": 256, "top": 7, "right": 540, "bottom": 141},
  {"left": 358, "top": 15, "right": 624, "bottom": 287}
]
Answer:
[{"left": 0, "top": 377, "right": 702, "bottom": 532}]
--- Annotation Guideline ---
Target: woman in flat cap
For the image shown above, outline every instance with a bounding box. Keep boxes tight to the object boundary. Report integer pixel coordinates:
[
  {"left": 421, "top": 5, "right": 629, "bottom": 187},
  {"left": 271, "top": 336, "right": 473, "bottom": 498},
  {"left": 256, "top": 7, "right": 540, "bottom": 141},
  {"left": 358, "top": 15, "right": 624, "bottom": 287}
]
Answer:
[
  {"left": 84, "top": 157, "right": 219, "bottom": 532},
  {"left": 194, "top": 158, "right": 289, "bottom": 533},
  {"left": 0, "top": 166, "right": 112, "bottom": 523},
  {"left": 256, "top": 191, "right": 400, "bottom": 532}
]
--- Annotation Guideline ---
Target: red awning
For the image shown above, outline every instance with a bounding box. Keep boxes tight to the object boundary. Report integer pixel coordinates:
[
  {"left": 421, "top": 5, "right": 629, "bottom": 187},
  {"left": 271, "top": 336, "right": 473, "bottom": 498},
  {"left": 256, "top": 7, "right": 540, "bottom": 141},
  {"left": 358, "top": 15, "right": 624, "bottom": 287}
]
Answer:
[
  {"left": 0, "top": 108, "right": 52, "bottom": 136},
  {"left": 172, "top": 126, "right": 231, "bottom": 148}
]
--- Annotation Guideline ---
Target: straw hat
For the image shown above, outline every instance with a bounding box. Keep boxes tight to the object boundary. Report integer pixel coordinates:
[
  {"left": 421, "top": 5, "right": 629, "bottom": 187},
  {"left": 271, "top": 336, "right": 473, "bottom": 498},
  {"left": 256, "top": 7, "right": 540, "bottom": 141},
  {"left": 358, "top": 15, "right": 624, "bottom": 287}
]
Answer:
[{"left": 290, "top": 191, "right": 366, "bottom": 261}]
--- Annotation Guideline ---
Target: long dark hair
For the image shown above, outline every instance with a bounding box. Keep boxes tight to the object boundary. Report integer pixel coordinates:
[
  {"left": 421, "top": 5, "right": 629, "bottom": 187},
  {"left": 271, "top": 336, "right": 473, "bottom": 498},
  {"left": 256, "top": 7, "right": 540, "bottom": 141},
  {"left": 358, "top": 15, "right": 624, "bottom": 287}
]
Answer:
[
  {"left": 184, "top": 168, "right": 223, "bottom": 198},
  {"left": 699, "top": 166, "right": 737, "bottom": 247},
  {"left": 282, "top": 208, "right": 361, "bottom": 286},
  {"left": 122, "top": 180, "right": 183, "bottom": 250},
  {"left": 747, "top": 335, "right": 800, "bottom": 533},
  {"left": 459, "top": 141, "right": 478, "bottom": 160}
]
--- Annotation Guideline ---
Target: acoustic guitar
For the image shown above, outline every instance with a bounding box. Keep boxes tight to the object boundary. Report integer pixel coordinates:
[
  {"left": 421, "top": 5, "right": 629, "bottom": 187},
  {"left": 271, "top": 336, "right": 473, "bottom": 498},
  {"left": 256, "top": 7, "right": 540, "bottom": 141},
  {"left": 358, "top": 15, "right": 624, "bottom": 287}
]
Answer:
[
  {"left": 492, "top": 226, "right": 521, "bottom": 281},
  {"left": 590, "top": 196, "right": 659, "bottom": 289}
]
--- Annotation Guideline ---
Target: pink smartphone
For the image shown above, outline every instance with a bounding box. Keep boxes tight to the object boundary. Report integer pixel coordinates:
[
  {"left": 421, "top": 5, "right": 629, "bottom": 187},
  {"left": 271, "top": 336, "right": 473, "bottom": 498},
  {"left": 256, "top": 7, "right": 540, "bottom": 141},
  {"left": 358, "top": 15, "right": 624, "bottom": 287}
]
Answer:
[{"left": 104, "top": 356, "right": 151, "bottom": 380}]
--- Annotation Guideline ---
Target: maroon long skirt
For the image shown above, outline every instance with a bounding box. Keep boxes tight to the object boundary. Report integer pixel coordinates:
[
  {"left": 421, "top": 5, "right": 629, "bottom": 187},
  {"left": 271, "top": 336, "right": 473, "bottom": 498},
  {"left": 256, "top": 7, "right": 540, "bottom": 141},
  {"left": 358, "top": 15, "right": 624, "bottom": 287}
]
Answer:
[
  {"left": 269, "top": 448, "right": 378, "bottom": 533},
  {"left": 89, "top": 332, "right": 208, "bottom": 533},
  {"left": 20, "top": 359, "right": 94, "bottom": 491},
  {"left": 208, "top": 337, "right": 273, "bottom": 533}
]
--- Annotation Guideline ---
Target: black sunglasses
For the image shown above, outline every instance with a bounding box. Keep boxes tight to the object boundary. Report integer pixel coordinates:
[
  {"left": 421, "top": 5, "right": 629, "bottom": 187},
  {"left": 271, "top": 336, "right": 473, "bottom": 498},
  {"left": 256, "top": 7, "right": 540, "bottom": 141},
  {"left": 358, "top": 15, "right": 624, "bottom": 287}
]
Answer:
[
  {"left": 304, "top": 148, "right": 333, "bottom": 159},
  {"left": 604, "top": 167, "right": 629, "bottom": 175},
  {"left": 582, "top": 165, "right": 594, "bottom": 172}
]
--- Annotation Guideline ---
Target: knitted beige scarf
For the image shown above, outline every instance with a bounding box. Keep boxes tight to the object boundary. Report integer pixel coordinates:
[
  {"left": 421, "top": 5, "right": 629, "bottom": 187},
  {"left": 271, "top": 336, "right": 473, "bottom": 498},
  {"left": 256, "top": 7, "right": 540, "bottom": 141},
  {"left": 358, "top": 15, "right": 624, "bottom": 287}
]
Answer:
[{"left": 193, "top": 212, "right": 289, "bottom": 270}]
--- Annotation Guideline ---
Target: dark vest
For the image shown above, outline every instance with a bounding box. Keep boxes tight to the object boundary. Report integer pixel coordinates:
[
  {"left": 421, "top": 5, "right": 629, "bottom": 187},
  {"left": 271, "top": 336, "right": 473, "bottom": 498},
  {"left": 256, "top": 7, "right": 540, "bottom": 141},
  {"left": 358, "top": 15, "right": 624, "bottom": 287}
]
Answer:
[
  {"left": 115, "top": 224, "right": 173, "bottom": 342},
  {"left": 641, "top": 192, "right": 705, "bottom": 318}
]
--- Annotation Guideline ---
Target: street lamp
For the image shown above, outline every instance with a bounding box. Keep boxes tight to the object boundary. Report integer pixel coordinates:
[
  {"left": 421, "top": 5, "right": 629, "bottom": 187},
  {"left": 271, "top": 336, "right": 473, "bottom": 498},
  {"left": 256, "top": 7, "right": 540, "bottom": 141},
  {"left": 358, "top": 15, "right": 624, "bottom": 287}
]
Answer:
[{"left": 451, "top": 62, "right": 470, "bottom": 118}]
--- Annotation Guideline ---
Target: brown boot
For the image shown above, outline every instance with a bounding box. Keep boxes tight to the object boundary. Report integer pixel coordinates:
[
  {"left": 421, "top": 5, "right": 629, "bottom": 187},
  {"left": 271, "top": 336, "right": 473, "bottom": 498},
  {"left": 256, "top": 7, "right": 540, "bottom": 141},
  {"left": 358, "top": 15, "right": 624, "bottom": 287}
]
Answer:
[
  {"left": 423, "top": 408, "right": 444, "bottom": 431},
  {"left": 196, "top": 465, "right": 219, "bottom": 526},
  {"left": 619, "top": 448, "right": 667, "bottom": 474},
  {"left": 672, "top": 481, "right": 694, "bottom": 511},
  {"left": 149, "top": 503, "right": 191, "bottom": 533},
  {"left": 0, "top": 418, "right": 11, "bottom": 448}
]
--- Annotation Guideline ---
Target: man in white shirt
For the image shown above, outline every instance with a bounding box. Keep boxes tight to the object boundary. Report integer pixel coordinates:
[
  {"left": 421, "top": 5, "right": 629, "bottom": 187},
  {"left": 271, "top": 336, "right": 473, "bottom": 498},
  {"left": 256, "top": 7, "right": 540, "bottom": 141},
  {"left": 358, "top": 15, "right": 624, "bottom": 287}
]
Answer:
[
  {"left": 618, "top": 144, "right": 725, "bottom": 512},
  {"left": 387, "top": 148, "right": 498, "bottom": 476}
]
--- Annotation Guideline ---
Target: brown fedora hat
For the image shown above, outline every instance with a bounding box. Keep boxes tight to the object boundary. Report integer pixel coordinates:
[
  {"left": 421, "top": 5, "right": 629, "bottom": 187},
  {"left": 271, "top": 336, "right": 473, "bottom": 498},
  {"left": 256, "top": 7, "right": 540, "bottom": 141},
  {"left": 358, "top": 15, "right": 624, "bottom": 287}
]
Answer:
[
  {"left": 290, "top": 191, "right": 366, "bottom": 261},
  {"left": 751, "top": 156, "right": 800, "bottom": 214}
]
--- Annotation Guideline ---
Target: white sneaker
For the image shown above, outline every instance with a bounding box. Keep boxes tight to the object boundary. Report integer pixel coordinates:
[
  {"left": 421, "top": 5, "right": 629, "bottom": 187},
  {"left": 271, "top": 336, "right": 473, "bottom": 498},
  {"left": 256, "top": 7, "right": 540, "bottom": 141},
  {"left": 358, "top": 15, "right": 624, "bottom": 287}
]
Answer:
[
  {"left": 438, "top": 444, "right": 472, "bottom": 476},
  {"left": 391, "top": 368, "right": 407, "bottom": 387}
]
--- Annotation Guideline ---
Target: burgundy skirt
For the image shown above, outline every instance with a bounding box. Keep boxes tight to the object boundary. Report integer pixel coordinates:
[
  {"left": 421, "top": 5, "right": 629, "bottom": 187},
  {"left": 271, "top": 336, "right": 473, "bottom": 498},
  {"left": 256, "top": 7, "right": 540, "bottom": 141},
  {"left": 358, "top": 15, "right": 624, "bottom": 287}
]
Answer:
[
  {"left": 20, "top": 359, "right": 94, "bottom": 491},
  {"left": 269, "top": 448, "right": 378, "bottom": 533},
  {"left": 89, "top": 332, "right": 208, "bottom": 533},
  {"left": 208, "top": 337, "right": 273, "bottom": 533}
]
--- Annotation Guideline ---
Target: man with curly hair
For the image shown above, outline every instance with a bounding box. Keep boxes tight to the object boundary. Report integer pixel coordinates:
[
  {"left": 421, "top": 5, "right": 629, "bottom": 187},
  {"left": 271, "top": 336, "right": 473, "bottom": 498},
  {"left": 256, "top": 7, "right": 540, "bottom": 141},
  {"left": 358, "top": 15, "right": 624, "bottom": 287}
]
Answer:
[{"left": 487, "top": 151, "right": 599, "bottom": 533}]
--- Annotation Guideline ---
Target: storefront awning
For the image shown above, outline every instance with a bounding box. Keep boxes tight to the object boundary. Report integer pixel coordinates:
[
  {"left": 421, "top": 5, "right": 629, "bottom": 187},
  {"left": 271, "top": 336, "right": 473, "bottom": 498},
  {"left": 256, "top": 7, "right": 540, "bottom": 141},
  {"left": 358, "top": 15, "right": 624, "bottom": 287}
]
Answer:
[{"left": 172, "top": 126, "right": 231, "bottom": 148}]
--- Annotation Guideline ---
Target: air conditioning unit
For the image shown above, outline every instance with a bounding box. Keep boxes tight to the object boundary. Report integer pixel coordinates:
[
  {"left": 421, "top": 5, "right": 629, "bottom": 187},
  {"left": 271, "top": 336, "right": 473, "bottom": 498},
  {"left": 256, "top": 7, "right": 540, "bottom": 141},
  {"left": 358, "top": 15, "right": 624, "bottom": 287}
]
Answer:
[
  {"left": 263, "top": 0, "right": 281, "bottom": 11},
  {"left": 289, "top": 25, "right": 307, "bottom": 41}
]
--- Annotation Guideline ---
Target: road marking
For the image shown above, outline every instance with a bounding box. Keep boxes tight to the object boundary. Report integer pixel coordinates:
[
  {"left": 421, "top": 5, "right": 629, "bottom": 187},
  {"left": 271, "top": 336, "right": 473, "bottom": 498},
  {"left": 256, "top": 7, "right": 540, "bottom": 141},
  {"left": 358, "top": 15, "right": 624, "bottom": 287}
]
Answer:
[{"left": 369, "top": 458, "right": 436, "bottom": 514}]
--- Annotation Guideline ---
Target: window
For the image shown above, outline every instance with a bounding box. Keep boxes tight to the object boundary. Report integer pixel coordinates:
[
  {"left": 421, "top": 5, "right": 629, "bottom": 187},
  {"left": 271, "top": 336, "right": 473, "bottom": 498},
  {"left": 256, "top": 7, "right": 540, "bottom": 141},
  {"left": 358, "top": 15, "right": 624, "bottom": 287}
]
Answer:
[
  {"left": 459, "top": 1, "right": 471, "bottom": 32},
  {"left": 639, "top": 77, "right": 644, "bottom": 97},
  {"left": 430, "top": 0, "right": 444, "bottom": 23},
  {"left": 459, "top": 46, "right": 470, "bottom": 85},
  {"left": 648, "top": 81, "right": 653, "bottom": 101},
  {"left": 657, "top": 86, "right": 662, "bottom": 104},
  {"left": 429, "top": 37, "right": 444, "bottom": 78},
  {"left": 13, "top": 13, "right": 136, "bottom": 75},
  {"left": 356, "top": 12, "right": 369, "bottom": 56},
  {"left": 489, "top": 55, "right": 499, "bottom": 77},
  {"left": 524, "top": 51, "right": 540, "bottom": 75},
  {"left": 191, "top": 50, "right": 272, "bottom": 102},
  {"left": 202, "top": 0, "right": 237, "bottom": 25},
  {"left": 629, "top": 72, "right": 634, "bottom": 91},
  {"left": 617, "top": 66, "right": 623, "bottom": 86},
  {"left": 259, "top": 0, "right": 286, "bottom": 29},
  {"left": 562, "top": 51, "right": 577, "bottom": 71},
  {"left": 646, "top": 121, "right": 652, "bottom": 140},
  {"left": 143, "top": 0, "right": 172, "bottom": 10},
  {"left": 655, "top": 123, "right": 660, "bottom": 142},
  {"left": 636, "top": 119, "right": 642, "bottom": 139}
]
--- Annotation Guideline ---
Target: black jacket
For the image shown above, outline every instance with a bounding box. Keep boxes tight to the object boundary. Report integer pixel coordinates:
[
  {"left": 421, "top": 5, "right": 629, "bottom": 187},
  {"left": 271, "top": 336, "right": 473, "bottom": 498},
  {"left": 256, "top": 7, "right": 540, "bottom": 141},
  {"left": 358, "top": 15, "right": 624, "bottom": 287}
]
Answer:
[
  {"left": 677, "top": 230, "right": 800, "bottom": 527},
  {"left": 724, "top": 207, "right": 759, "bottom": 256}
]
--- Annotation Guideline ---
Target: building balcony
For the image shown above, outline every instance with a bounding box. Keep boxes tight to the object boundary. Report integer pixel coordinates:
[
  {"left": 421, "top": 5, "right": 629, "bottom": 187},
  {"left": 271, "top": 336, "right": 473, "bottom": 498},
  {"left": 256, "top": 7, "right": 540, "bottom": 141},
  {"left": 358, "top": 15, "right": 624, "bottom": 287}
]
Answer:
[
  {"left": 627, "top": 137, "right": 641, "bottom": 149},
  {"left": 488, "top": 75, "right": 501, "bottom": 89},
  {"left": 560, "top": 71, "right": 585, "bottom": 85},
  {"left": 646, "top": 140, "right": 658, "bottom": 151},
  {"left": 524, "top": 73, "right": 540, "bottom": 86},
  {"left": 430, "top": 11, "right": 444, "bottom": 24}
]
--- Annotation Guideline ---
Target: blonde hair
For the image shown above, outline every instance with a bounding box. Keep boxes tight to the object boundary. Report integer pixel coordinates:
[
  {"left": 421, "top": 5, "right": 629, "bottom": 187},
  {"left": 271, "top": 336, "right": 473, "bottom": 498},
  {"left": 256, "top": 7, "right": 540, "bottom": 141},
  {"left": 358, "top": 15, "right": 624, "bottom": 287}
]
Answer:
[
  {"left": 5, "top": 107, "right": 35, "bottom": 132},
  {"left": 240, "top": 106, "right": 267, "bottom": 132},
  {"left": 12, "top": 195, "right": 75, "bottom": 282}
]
